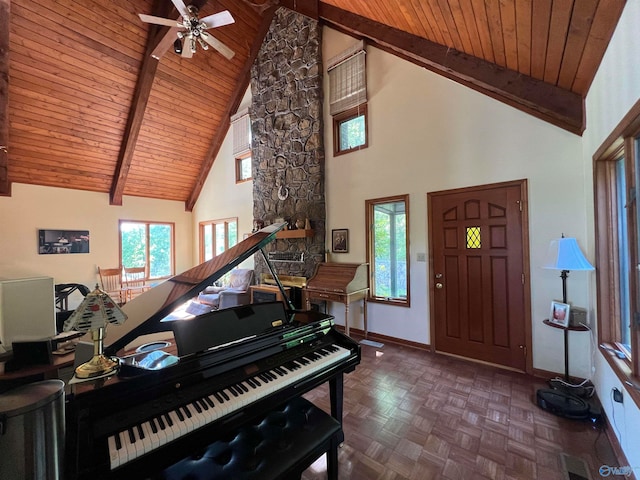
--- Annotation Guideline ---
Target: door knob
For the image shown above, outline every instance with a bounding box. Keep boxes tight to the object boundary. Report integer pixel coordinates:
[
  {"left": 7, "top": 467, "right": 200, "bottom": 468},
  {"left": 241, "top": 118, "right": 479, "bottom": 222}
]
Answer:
[{"left": 435, "top": 283, "right": 443, "bottom": 289}]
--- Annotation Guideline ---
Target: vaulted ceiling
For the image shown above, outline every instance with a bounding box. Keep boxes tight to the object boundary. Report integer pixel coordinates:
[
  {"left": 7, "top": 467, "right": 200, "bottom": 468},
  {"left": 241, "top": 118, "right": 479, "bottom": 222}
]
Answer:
[{"left": 0, "top": 0, "right": 626, "bottom": 210}]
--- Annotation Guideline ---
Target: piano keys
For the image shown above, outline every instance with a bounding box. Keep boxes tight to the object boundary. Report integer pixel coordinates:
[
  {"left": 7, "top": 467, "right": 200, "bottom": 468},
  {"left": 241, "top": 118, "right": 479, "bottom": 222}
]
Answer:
[
  {"left": 107, "top": 341, "right": 351, "bottom": 470},
  {"left": 64, "top": 223, "right": 361, "bottom": 480},
  {"left": 304, "top": 262, "right": 369, "bottom": 337}
]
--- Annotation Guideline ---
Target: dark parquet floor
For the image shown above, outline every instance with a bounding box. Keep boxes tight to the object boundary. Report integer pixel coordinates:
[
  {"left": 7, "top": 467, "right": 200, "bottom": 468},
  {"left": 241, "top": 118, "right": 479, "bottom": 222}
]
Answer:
[{"left": 302, "top": 339, "right": 620, "bottom": 480}]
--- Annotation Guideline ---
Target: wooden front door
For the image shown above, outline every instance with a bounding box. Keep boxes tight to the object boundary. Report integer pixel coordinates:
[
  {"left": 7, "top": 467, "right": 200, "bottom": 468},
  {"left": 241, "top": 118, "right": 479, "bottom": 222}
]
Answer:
[{"left": 428, "top": 180, "right": 530, "bottom": 372}]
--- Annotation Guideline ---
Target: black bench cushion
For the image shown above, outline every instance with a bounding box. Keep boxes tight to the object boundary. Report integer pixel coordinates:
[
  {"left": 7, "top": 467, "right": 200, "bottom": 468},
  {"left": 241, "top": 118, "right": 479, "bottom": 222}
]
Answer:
[{"left": 157, "top": 396, "right": 341, "bottom": 480}]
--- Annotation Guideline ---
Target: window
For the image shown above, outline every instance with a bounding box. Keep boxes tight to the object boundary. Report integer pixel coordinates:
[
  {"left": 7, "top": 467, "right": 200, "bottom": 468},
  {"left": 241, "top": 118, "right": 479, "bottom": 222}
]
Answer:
[
  {"left": 200, "top": 218, "right": 238, "bottom": 262},
  {"left": 594, "top": 100, "right": 640, "bottom": 397},
  {"left": 236, "top": 153, "right": 252, "bottom": 183},
  {"left": 119, "top": 221, "right": 174, "bottom": 280},
  {"left": 328, "top": 40, "right": 368, "bottom": 156},
  {"left": 232, "top": 108, "right": 252, "bottom": 182},
  {"left": 366, "top": 194, "right": 410, "bottom": 306},
  {"left": 333, "top": 104, "right": 368, "bottom": 156}
]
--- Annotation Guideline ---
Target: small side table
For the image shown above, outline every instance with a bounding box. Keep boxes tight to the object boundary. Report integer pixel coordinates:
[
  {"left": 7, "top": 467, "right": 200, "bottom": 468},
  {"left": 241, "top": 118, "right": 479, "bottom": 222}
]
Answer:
[{"left": 543, "top": 319, "right": 589, "bottom": 381}]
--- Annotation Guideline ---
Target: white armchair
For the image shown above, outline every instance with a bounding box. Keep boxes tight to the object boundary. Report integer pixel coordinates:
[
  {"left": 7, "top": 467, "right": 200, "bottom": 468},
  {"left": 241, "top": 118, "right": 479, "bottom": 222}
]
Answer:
[{"left": 197, "top": 269, "right": 254, "bottom": 310}]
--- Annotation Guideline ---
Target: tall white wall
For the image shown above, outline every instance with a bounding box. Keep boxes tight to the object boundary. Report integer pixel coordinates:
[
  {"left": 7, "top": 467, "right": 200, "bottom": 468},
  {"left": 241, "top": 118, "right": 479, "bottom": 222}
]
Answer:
[
  {"left": 321, "top": 28, "right": 589, "bottom": 377},
  {"left": 583, "top": 0, "right": 640, "bottom": 469},
  {"left": 192, "top": 91, "right": 254, "bottom": 269}
]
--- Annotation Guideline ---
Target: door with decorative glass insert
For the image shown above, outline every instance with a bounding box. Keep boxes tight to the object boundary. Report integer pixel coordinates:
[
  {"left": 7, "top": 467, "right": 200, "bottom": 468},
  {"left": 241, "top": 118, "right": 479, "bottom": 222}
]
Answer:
[{"left": 428, "top": 180, "right": 530, "bottom": 372}]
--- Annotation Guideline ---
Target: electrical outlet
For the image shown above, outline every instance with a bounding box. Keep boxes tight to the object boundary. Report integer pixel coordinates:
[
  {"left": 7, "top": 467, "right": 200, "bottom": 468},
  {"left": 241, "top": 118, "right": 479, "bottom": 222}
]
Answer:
[{"left": 613, "top": 387, "right": 623, "bottom": 403}]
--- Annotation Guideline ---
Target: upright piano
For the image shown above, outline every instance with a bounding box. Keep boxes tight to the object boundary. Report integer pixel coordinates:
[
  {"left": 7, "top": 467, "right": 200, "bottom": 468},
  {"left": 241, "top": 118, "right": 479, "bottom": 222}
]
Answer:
[
  {"left": 305, "top": 262, "right": 369, "bottom": 337},
  {"left": 64, "top": 224, "right": 361, "bottom": 479}
]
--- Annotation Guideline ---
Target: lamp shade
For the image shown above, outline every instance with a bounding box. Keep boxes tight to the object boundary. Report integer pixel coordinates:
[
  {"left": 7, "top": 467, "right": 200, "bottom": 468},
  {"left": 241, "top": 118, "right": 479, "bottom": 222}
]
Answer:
[
  {"left": 63, "top": 284, "right": 127, "bottom": 332},
  {"left": 543, "top": 237, "right": 595, "bottom": 271}
]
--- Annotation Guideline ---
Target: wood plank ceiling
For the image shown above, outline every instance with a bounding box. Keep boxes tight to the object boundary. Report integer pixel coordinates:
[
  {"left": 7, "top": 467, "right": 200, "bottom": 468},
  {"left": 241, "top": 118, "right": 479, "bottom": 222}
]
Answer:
[{"left": 0, "top": 0, "right": 626, "bottom": 210}]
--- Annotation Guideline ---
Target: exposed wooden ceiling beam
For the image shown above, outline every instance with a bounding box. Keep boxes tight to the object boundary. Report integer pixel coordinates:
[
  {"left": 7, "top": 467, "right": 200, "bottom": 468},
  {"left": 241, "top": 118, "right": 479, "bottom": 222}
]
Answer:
[
  {"left": 279, "top": 0, "right": 319, "bottom": 20},
  {"left": 186, "top": 6, "right": 278, "bottom": 211},
  {"left": 0, "top": 0, "right": 10, "bottom": 196},
  {"left": 110, "top": 0, "right": 178, "bottom": 205},
  {"left": 319, "top": 4, "right": 584, "bottom": 135}
]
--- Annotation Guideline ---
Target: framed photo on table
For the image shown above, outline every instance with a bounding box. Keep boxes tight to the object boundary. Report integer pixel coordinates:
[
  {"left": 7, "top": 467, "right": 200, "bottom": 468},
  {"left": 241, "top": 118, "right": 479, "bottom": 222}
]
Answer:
[
  {"left": 332, "top": 229, "right": 348, "bottom": 253},
  {"left": 549, "top": 300, "right": 570, "bottom": 327}
]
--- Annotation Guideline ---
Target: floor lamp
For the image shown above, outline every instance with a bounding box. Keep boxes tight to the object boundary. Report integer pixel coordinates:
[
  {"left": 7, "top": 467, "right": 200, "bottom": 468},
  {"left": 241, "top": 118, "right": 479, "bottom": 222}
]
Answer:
[{"left": 537, "top": 236, "right": 595, "bottom": 419}]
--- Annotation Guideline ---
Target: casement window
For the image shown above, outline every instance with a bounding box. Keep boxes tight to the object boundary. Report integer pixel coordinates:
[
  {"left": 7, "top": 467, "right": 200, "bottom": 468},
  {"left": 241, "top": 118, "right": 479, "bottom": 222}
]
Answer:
[
  {"left": 333, "top": 104, "right": 368, "bottom": 156},
  {"left": 200, "top": 218, "right": 238, "bottom": 262},
  {"left": 594, "top": 100, "right": 640, "bottom": 403},
  {"left": 328, "top": 41, "right": 368, "bottom": 156},
  {"left": 232, "top": 109, "right": 252, "bottom": 183},
  {"left": 365, "top": 194, "right": 410, "bottom": 306},
  {"left": 119, "top": 220, "right": 174, "bottom": 280}
]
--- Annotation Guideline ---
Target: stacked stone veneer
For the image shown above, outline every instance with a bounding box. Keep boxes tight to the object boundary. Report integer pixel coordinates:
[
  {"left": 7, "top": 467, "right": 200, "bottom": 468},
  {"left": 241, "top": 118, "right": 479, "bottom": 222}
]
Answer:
[{"left": 250, "top": 8, "right": 325, "bottom": 281}]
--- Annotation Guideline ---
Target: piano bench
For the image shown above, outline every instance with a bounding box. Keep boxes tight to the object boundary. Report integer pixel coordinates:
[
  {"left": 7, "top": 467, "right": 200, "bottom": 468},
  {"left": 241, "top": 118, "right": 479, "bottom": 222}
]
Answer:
[{"left": 157, "top": 396, "right": 342, "bottom": 480}]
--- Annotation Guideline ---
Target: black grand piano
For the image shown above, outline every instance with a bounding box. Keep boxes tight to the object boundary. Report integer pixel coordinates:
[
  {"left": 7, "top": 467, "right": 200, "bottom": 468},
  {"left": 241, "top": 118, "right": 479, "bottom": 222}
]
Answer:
[{"left": 64, "top": 223, "right": 361, "bottom": 479}]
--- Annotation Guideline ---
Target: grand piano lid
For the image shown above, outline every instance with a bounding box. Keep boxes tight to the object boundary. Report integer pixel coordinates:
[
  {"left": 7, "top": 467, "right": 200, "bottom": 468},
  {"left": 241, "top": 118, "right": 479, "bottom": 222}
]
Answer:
[{"left": 103, "top": 222, "right": 287, "bottom": 356}]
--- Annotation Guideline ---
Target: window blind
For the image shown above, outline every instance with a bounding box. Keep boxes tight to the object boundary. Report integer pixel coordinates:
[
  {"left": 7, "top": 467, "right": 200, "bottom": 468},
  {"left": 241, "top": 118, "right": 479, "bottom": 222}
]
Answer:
[
  {"left": 231, "top": 108, "right": 251, "bottom": 156},
  {"left": 328, "top": 40, "right": 366, "bottom": 116}
]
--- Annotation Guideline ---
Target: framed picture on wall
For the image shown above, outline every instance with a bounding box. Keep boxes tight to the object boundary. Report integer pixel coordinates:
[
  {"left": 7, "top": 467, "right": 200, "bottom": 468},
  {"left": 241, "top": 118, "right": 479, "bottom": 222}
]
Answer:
[
  {"left": 38, "top": 229, "right": 90, "bottom": 254},
  {"left": 332, "top": 229, "right": 348, "bottom": 253},
  {"left": 549, "top": 300, "right": 570, "bottom": 328}
]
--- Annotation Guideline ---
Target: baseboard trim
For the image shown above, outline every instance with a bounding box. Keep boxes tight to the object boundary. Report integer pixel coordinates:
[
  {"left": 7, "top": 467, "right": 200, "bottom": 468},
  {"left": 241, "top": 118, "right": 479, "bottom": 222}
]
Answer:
[{"left": 335, "top": 326, "right": 430, "bottom": 352}]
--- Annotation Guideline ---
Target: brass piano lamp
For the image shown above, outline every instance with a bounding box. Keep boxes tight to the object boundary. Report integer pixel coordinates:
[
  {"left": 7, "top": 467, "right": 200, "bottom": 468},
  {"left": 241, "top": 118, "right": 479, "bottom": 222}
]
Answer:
[{"left": 63, "top": 284, "right": 128, "bottom": 379}]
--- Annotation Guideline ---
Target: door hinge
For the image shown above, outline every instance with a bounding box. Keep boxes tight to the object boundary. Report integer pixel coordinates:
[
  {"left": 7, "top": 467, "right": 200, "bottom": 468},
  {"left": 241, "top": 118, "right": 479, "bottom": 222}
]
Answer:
[
  {"left": 516, "top": 200, "right": 523, "bottom": 212},
  {"left": 519, "top": 345, "right": 527, "bottom": 357},
  {"left": 521, "top": 273, "right": 525, "bottom": 285}
]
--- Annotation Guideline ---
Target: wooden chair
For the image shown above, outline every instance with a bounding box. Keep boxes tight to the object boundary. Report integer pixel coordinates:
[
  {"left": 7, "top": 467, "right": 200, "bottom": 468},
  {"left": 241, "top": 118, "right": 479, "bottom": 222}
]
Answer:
[
  {"left": 98, "top": 267, "right": 125, "bottom": 304},
  {"left": 123, "top": 266, "right": 151, "bottom": 301}
]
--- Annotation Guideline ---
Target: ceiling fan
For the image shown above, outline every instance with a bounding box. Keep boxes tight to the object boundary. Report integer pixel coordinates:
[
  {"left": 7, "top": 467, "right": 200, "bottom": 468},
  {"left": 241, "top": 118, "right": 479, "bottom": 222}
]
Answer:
[{"left": 138, "top": 0, "right": 235, "bottom": 59}]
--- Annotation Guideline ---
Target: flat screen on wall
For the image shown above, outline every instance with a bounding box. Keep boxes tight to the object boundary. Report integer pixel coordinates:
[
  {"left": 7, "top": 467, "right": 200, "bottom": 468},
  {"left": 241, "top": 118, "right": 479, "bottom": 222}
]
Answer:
[{"left": 38, "top": 229, "right": 90, "bottom": 254}]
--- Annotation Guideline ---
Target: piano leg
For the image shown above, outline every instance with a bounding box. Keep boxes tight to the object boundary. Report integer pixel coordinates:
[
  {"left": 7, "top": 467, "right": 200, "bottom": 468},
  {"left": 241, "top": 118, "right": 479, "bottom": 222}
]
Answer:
[{"left": 329, "top": 372, "right": 345, "bottom": 445}]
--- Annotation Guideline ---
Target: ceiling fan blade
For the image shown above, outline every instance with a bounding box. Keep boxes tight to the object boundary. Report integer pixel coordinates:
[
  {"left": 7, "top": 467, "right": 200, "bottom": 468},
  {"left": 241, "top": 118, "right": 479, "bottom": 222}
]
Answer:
[
  {"left": 170, "top": 0, "right": 191, "bottom": 20},
  {"left": 200, "top": 32, "right": 235, "bottom": 59},
  {"left": 138, "top": 13, "right": 181, "bottom": 27},
  {"left": 200, "top": 11, "right": 235, "bottom": 29},
  {"left": 182, "top": 45, "right": 193, "bottom": 58},
  {"left": 182, "top": 36, "right": 195, "bottom": 58}
]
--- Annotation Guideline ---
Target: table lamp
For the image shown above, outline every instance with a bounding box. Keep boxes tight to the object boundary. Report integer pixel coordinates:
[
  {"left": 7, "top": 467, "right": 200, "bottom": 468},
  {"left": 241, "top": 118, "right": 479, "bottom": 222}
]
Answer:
[{"left": 63, "top": 284, "right": 128, "bottom": 379}]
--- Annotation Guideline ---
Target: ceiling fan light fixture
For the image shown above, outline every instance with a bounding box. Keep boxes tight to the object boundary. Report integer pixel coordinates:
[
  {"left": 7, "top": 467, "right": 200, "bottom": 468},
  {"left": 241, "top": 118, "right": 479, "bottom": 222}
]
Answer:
[
  {"left": 138, "top": 0, "right": 235, "bottom": 59},
  {"left": 197, "top": 37, "right": 209, "bottom": 50},
  {"left": 173, "top": 38, "right": 182, "bottom": 54}
]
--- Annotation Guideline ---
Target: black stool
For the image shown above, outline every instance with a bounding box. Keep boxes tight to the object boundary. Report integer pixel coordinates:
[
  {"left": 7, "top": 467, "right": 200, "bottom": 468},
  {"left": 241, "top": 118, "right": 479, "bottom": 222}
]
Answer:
[{"left": 156, "top": 397, "right": 342, "bottom": 480}]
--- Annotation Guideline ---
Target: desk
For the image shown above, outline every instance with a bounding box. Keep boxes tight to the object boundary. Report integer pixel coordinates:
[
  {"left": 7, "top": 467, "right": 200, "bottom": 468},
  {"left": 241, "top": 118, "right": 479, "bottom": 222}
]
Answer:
[
  {"left": 250, "top": 284, "right": 291, "bottom": 304},
  {"left": 305, "top": 288, "right": 369, "bottom": 338}
]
